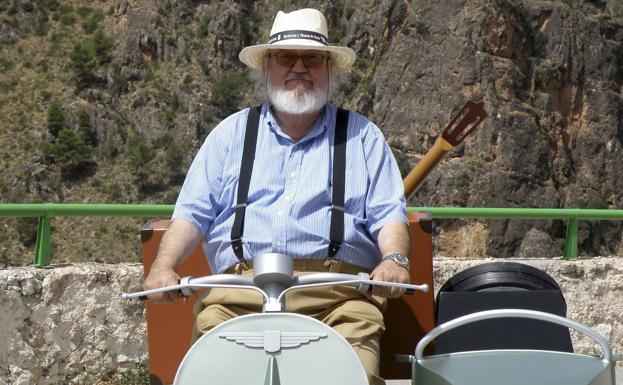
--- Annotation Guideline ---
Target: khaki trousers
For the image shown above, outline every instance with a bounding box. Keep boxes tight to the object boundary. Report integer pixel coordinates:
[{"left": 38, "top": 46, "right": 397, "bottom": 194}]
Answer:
[{"left": 192, "top": 259, "right": 387, "bottom": 385}]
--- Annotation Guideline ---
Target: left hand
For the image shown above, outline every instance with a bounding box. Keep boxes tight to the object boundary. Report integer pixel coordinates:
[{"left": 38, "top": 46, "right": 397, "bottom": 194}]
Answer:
[{"left": 368, "top": 259, "right": 410, "bottom": 298}]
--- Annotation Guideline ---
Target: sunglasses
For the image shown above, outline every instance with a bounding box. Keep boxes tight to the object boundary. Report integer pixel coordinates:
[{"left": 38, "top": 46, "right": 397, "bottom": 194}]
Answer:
[{"left": 270, "top": 52, "right": 329, "bottom": 68}]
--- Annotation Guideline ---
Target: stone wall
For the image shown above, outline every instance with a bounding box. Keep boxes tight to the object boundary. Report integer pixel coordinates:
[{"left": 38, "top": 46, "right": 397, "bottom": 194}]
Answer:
[
  {"left": 1, "top": 259, "right": 622, "bottom": 384},
  {"left": 0, "top": 264, "right": 146, "bottom": 385}
]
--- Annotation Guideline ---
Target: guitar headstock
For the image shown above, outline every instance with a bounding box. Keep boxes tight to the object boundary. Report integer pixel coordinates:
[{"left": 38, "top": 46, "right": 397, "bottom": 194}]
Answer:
[{"left": 441, "top": 100, "right": 487, "bottom": 146}]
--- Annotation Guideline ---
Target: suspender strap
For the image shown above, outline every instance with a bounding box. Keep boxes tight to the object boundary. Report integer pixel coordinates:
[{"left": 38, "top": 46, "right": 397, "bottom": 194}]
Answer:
[
  {"left": 328, "top": 108, "right": 349, "bottom": 259},
  {"left": 231, "top": 106, "right": 350, "bottom": 262},
  {"left": 230, "top": 106, "right": 261, "bottom": 263}
]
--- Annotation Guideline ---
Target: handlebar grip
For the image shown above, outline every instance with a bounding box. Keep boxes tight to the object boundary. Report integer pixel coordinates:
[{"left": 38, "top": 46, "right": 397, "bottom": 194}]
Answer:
[{"left": 405, "top": 288, "right": 415, "bottom": 295}]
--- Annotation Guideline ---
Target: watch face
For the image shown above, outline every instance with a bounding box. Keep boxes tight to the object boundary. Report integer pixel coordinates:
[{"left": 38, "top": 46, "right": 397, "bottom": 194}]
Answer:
[
  {"left": 385, "top": 253, "right": 409, "bottom": 268},
  {"left": 394, "top": 253, "right": 409, "bottom": 265}
]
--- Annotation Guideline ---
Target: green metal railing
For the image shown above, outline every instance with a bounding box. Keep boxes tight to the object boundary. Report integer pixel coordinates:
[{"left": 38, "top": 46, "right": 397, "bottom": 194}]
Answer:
[
  {"left": 1, "top": 204, "right": 623, "bottom": 267},
  {"left": 0, "top": 204, "right": 174, "bottom": 267},
  {"left": 410, "top": 207, "right": 623, "bottom": 261}
]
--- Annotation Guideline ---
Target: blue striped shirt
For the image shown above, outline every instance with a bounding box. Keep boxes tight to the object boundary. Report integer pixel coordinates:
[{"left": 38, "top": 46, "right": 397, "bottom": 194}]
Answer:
[{"left": 172, "top": 102, "right": 407, "bottom": 273}]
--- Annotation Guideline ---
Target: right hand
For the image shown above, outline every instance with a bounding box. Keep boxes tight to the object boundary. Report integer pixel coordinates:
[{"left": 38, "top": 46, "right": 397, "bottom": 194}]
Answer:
[{"left": 144, "top": 263, "right": 182, "bottom": 303}]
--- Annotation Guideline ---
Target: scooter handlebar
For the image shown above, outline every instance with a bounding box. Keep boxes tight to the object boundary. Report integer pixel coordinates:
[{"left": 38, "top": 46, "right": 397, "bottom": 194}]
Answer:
[{"left": 121, "top": 271, "right": 429, "bottom": 302}]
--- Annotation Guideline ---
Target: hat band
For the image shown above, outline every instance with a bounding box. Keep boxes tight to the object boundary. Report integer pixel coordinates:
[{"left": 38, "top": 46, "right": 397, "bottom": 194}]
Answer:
[{"left": 268, "top": 30, "right": 328, "bottom": 46}]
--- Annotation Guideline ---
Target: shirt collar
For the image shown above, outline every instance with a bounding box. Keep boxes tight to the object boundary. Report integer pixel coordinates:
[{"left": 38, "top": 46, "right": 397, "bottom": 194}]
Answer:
[{"left": 262, "top": 102, "right": 335, "bottom": 144}]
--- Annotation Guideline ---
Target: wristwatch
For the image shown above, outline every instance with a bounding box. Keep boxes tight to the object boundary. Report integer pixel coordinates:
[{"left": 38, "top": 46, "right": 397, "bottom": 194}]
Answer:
[{"left": 382, "top": 252, "right": 410, "bottom": 271}]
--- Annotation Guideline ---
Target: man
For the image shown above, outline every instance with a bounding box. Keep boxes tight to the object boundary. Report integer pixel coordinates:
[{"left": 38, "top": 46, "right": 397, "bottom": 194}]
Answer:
[{"left": 144, "top": 8, "right": 410, "bottom": 385}]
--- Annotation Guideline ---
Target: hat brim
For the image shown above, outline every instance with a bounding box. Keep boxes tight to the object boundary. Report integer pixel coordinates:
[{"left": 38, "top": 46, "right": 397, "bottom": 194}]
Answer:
[{"left": 239, "top": 41, "right": 356, "bottom": 74}]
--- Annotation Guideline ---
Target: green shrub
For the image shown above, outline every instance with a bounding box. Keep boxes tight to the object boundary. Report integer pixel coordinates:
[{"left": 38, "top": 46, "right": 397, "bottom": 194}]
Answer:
[
  {"left": 47, "top": 99, "right": 65, "bottom": 138},
  {"left": 0, "top": 78, "right": 18, "bottom": 93},
  {"left": 35, "top": 16, "right": 49, "bottom": 36},
  {"left": 76, "top": 5, "right": 92, "bottom": 17},
  {"left": 110, "top": 69, "right": 128, "bottom": 96},
  {"left": 91, "top": 30, "right": 114, "bottom": 64},
  {"left": 42, "top": 0, "right": 59, "bottom": 11},
  {"left": 44, "top": 127, "right": 96, "bottom": 179},
  {"left": 7, "top": 3, "right": 18, "bottom": 14},
  {"left": 69, "top": 41, "right": 97, "bottom": 90},
  {"left": 60, "top": 13, "right": 76, "bottom": 26},
  {"left": 197, "top": 16, "right": 211, "bottom": 38},
  {"left": 0, "top": 58, "right": 15, "bottom": 71},
  {"left": 40, "top": 90, "right": 52, "bottom": 101},
  {"left": 210, "top": 70, "right": 249, "bottom": 118},
  {"left": 116, "top": 359, "right": 150, "bottom": 385},
  {"left": 126, "top": 135, "right": 154, "bottom": 178},
  {"left": 37, "top": 59, "right": 49, "bottom": 73},
  {"left": 78, "top": 109, "right": 98, "bottom": 147},
  {"left": 164, "top": 141, "right": 184, "bottom": 183},
  {"left": 82, "top": 9, "right": 104, "bottom": 34},
  {"left": 69, "top": 31, "right": 114, "bottom": 90},
  {"left": 183, "top": 74, "right": 193, "bottom": 85},
  {"left": 21, "top": 1, "right": 34, "bottom": 12},
  {"left": 59, "top": 3, "right": 72, "bottom": 14},
  {"left": 102, "top": 137, "right": 119, "bottom": 159},
  {"left": 15, "top": 217, "right": 38, "bottom": 246},
  {"left": 105, "top": 181, "right": 122, "bottom": 201}
]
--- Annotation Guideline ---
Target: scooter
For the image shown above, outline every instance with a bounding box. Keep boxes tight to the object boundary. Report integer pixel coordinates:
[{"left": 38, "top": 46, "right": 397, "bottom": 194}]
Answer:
[{"left": 122, "top": 253, "right": 429, "bottom": 385}]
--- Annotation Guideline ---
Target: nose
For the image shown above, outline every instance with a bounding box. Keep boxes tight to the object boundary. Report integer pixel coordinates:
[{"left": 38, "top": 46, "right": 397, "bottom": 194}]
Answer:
[{"left": 291, "top": 56, "right": 308, "bottom": 72}]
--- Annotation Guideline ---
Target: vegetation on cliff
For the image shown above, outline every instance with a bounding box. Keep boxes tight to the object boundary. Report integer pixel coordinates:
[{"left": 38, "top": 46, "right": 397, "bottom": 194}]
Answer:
[{"left": 0, "top": 0, "right": 622, "bottom": 267}]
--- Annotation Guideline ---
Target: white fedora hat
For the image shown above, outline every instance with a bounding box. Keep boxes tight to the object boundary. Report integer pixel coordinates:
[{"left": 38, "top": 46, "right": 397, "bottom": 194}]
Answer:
[{"left": 239, "top": 8, "right": 356, "bottom": 74}]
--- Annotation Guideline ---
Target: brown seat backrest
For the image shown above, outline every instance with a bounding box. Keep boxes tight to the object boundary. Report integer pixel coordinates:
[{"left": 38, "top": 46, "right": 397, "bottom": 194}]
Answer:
[{"left": 141, "top": 212, "right": 434, "bottom": 384}]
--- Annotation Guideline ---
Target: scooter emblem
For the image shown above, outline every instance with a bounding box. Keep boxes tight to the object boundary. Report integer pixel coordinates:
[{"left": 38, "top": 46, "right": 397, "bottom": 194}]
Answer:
[{"left": 218, "top": 330, "right": 327, "bottom": 353}]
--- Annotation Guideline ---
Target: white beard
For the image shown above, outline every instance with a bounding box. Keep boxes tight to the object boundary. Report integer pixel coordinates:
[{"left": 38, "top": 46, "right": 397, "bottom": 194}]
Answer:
[{"left": 267, "top": 80, "right": 328, "bottom": 115}]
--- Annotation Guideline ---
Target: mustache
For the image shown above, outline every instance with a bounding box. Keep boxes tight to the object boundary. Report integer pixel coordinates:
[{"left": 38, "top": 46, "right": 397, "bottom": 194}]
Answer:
[{"left": 283, "top": 73, "right": 314, "bottom": 82}]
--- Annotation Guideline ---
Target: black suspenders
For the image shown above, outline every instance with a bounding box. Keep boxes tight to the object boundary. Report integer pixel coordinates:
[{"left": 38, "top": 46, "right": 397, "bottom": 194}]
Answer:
[
  {"left": 328, "top": 108, "right": 349, "bottom": 259},
  {"left": 230, "top": 106, "right": 261, "bottom": 262},
  {"left": 230, "top": 106, "right": 349, "bottom": 263}
]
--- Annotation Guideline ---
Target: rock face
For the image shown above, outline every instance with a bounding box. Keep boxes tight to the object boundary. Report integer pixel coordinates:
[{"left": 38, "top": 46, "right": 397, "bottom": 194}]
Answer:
[
  {"left": 360, "top": 0, "right": 623, "bottom": 259},
  {"left": 1, "top": 260, "right": 622, "bottom": 384},
  {"left": 0, "top": 264, "right": 146, "bottom": 385},
  {"left": 0, "top": 1, "right": 622, "bottom": 265}
]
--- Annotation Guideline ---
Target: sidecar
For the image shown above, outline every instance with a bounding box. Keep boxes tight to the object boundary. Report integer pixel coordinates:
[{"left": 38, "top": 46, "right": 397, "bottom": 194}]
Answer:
[{"left": 410, "top": 309, "right": 617, "bottom": 385}]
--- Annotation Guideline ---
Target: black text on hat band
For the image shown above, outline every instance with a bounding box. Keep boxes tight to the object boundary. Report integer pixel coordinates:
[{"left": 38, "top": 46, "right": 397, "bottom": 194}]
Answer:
[{"left": 268, "top": 30, "right": 328, "bottom": 46}]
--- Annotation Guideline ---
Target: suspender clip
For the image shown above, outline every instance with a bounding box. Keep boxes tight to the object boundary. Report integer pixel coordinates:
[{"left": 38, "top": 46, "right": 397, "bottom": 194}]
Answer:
[
  {"left": 231, "top": 238, "right": 247, "bottom": 266},
  {"left": 331, "top": 205, "right": 345, "bottom": 212}
]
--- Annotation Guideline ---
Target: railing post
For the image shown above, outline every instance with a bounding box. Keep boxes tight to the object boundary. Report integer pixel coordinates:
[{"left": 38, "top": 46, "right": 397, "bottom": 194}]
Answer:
[
  {"left": 33, "top": 215, "right": 52, "bottom": 267},
  {"left": 563, "top": 218, "right": 579, "bottom": 260}
]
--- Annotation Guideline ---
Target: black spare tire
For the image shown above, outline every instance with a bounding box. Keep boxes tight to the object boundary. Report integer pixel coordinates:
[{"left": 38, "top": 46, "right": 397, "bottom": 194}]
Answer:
[
  {"left": 438, "top": 261, "right": 561, "bottom": 293},
  {"left": 434, "top": 262, "right": 572, "bottom": 353}
]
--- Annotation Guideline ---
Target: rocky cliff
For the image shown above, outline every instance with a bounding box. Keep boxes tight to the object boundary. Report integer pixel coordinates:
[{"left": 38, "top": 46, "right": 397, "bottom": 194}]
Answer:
[{"left": 0, "top": 0, "right": 622, "bottom": 265}]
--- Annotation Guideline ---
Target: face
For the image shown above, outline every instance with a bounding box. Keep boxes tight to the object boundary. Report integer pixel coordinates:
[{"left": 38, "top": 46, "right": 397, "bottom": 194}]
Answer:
[{"left": 263, "top": 49, "right": 331, "bottom": 114}]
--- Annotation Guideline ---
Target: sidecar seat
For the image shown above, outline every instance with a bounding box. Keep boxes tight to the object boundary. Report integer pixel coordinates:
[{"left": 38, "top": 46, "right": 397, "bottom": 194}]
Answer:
[{"left": 141, "top": 211, "right": 435, "bottom": 384}]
